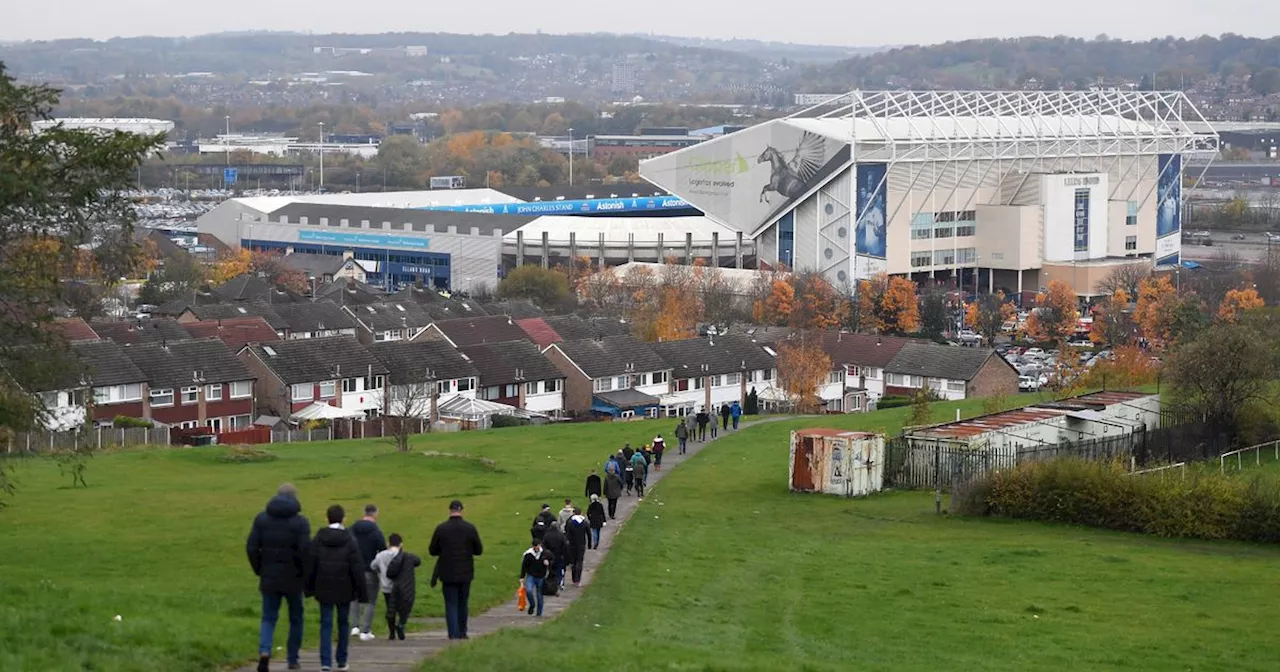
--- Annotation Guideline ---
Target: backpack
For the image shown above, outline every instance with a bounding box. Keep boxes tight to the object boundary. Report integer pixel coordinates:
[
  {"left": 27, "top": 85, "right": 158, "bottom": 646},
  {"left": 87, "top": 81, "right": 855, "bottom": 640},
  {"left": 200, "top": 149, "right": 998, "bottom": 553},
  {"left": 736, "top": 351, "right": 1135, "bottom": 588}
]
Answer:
[{"left": 542, "top": 578, "right": 559, "bottom": 596}]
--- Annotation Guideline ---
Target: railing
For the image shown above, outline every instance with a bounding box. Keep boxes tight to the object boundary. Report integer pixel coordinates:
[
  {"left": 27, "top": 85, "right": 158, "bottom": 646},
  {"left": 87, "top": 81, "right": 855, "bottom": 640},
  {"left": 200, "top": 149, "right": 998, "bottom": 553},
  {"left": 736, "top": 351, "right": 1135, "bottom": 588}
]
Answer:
[
  {"left": 6, "top": 426, "right": 172, "bottom": 453},
  {"left": 1130, "top": 462, "right": 1188, "bottom": 480},
  {"left": 1219, "top": 440, "right": 1280, "bottom": 474}
]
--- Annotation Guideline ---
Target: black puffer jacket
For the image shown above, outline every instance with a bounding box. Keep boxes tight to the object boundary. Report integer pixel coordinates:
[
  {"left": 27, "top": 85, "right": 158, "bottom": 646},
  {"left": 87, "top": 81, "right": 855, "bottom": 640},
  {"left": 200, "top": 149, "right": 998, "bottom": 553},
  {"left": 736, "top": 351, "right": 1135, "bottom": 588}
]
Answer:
[
  {"left": 541, "top": 525, "right": 569, "bottom": 565},
  {"left": 350, "top": 519, "right": 386, "bottom": 569},
  {"left": 246, "top": 495, "right": 311, "bottom": 594},
  {"left": 429, "top": 517, "right": 484, "bottom": 584},
  {"left": 587, "top": 501, "right": 606, "bottom": 528},
  {"left": 306, "top": 527, "right": 367, "bottom": 605}
]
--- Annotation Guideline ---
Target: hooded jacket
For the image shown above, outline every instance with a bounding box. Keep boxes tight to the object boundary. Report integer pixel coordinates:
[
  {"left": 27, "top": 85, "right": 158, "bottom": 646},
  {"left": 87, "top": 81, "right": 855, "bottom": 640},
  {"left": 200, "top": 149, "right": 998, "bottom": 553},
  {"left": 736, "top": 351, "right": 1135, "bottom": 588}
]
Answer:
[
  {"left": 541, "top": 525, "right": 569, "bottom": 566},
  {"left": 603, "top": 471, "right": 624, "bottom": 499},
  {"left": 350, "top": 519, "right": 387, "bottom": 570},
  {"left": 386, "top": 550, "right": 421, "bottom": 607},
  {"left": 246, "top": 494, "right": 311, "bottom": 594},
  {"left": 587, "top": 500, "right": 606, "bottom": 528},
  {"left": 585, "top": 473, "right": 603, "bottom": 498},
  {"left": 558, "top": 505, "right": 575, "bottom": 530},
  {"left": 565, "top": 514, "right": 590, "bottom": 549},
  {"left": 674, "top": 422, "right": 689, "bottom": 440},
  {"left": 306, "top": 526, "right": 367, "bottom": 605},
  {"left": 520, "top": 547, "right": 553, "bottom": 580},
  {"left": 533, "top": 508, "right": 556, "bottom": 529},
  {"left": 630, "top": 451, "right": 648, "bottom": 480},
  {"left": 731, "top": 401, "right": 742, "bottom": 418}
]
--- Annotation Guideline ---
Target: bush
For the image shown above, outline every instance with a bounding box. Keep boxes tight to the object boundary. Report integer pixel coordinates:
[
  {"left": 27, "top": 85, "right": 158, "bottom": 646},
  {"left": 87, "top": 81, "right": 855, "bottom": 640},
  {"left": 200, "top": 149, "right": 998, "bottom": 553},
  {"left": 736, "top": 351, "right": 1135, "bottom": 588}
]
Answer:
[
  {"left": 111, "top": 416, "right": 152, "bottom": 429},
  {"left": 216, "top": 446, "right": 278, "bottom": 464},
  {"left": 876, "top": 395, "right": 913, "bottom": 409},
  {"left": 490, "top": 414, "right": 531, "bottom": 429},
  {"left": 961, "top": 458, "right": 1280, "bottom": 543}
]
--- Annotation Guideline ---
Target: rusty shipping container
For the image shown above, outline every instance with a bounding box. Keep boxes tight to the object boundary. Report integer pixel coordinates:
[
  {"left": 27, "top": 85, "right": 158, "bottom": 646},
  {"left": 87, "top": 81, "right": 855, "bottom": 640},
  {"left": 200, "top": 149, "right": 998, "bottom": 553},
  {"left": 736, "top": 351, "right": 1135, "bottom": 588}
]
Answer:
[{"left": 789, "top": 429, "right": 885, "bottom": 497}]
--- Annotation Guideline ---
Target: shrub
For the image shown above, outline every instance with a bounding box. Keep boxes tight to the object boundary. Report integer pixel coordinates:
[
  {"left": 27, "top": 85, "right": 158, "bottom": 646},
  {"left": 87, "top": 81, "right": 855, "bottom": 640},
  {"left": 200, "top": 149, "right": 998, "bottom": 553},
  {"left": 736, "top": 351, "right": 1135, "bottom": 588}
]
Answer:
[
  {"left": 111, "top": 416, "right": 152, "bottom": 429},
  {"left": 877, "top": 395, "right": 912, "bottom": 409},
  {"left": 490, "top": 414, "right": 530, "bottom": 429},
  {"left": 966, "top": 458, "right": 1280, "bottom": 543},
  {"left": 216, "top": 446, "right": 278, "bottom": 464}
]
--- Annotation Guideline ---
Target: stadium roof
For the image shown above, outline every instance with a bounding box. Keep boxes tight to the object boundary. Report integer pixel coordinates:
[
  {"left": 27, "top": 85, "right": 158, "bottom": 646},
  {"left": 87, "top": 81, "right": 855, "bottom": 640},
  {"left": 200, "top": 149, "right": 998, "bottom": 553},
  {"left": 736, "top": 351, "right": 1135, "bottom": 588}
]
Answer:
[
  {"left": 234, "top": 188, "right": 520, "bottom": 215},
  {"left": 505, "top": 215, "right": 736, "bottom": 244}
]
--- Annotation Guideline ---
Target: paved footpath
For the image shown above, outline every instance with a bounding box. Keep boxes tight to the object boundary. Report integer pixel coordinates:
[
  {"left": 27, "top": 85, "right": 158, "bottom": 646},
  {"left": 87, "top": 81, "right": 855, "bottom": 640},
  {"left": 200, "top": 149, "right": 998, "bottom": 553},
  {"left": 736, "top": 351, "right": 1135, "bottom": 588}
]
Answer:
[{"left": 237, "top": 420, "right": 763, "bottom": 672}]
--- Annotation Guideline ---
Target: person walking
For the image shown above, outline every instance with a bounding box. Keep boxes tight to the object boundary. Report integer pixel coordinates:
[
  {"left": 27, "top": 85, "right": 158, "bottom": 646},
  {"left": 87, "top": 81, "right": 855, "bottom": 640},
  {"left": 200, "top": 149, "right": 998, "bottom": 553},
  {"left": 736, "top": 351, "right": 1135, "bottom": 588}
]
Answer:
[
  {"left": 603, "top": 468, "right": 623, "bottom": 519},
  {"left": 306, "top": 504, "right": 367, "bottom": 672},
  {"left": 652, "top": 435, "right": 666, "bottom": 471},
  {"left": 674, "top": 420, "right": 689, "bottom": 455},
  {"left": 533, "top": 503, "right": 556, "bottom": 530},
  {"left": 623, "top": 452, "right": 636, "bottom": 496},
  {"left": 586, "top": 494, "right": 606, "bottom": 549},
  {"left": 696, "top": 407, "right": 710, "bottom": 441},
  {"left": 348, "top": 504, "right": 385, "bottom": 642},
  {"left": 731, "top": 400, "right": 742, "bottom": 430},
  {"left": 564, "top": 507, "right": 590, "bottom": 586},
  {"left": 630, "top": 449, "right": 649, "bottom": 498},
  {"left": 720, "top": 403, "right": 731, "bottom": 431},
  {"left": 429, "top": 500, "right": 483, "bottom": 640},
  {"left": 246, "top": 483, "right": 310, "bottom": 672},
  {"left": 584, "top": 469, "right": 602, "bottom": 500},
  {"left": 519, "top": 538, "right": 553, "bottom": 617},
  {"left": 541, "top": 521, "right": 570, "bottom": 590},
  {"left": 557, "top": 498, "right": 575, "bottom": 530},
  {"left": 370, "top": 533, "right": 419, "bottom": 641}
]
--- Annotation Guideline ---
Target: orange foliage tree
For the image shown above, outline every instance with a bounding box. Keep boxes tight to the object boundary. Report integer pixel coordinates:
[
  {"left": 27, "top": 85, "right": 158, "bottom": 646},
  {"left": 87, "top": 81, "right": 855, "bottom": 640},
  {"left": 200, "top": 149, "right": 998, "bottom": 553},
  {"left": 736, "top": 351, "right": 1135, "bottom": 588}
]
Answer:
[
  {"left": 628, "top": 263, "right": 702, "bottom": 342},
  {"left": 753, "top": 279, "right": 795, "bottom": 325},
  {"left": 211, "top": 248, "right": 252, "bottom": 285},
  {"left": 1135, "top": 275, "right": 1179, "bottom": 345},
  {"left": 776, "top": 339, "right": 832, "bottom": 414},
  {"left": 857, "top": 274, "right": 920, "bottom": 334},
  {"left": 1218, "top": 287, "right": 1264, "bottom": 323},
  {"left": 1026, "top": 280, "right": 1078, "bottom": 342},
  {"left": 1081, "top": 344, "right": 1160, "bottom": 390},
  {"left": 789, "top": 272, "right": 848, "bottom": 331},
  {"left": 1089, "top": 289, "right": 1133, "bottom": 347}
]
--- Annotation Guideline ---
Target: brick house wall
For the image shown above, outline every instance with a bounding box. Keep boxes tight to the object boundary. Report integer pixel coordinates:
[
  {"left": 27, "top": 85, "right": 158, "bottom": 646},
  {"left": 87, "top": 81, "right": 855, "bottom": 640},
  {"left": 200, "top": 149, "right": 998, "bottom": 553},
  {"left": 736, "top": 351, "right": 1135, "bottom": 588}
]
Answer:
[
  {"left": 967, "top": 355, "right": 1019, "bottom": 399},
  {"left": 238, "top": 351, "right": 292, "bottom": 420},
  {"left": 542, "top": 347, "right": 592, "bottom": 413},
  {"left": 91, "top": 399, "right": 147, "bottom": 423}
]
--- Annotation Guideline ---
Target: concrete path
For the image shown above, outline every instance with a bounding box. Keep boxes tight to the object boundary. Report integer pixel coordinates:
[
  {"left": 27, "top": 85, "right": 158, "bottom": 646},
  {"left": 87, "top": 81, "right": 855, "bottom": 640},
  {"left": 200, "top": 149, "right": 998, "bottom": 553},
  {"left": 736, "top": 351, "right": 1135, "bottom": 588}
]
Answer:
[{"left": 237, "top": 420, "right": 759, "bottom": 672}]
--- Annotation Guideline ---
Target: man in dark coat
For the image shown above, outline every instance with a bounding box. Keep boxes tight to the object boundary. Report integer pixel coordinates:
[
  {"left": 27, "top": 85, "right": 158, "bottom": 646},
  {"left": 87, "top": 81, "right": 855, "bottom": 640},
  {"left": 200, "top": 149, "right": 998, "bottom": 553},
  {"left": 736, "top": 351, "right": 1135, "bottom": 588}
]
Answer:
[
  {"left": 429, "top": 499, "right": 484, "bottom": 640},
  {"left": 696, "top": 408, "right": 710, "bottom": 441},
  {"left": 540, "top": 521, "right": 570, "bottom": 590},
  {"left": 603, "top": 469, "right": 623, "bottom": 519},
  {"left": 584, "top": 469, "right": 602, "bottom": 499},
  {"left": 564, "top": 508, "right": 590, "bottom": 586},
  {"left": 586, "top": 494, "right": 606, "bottom": 549},
  {"left": 533, "top": 503, "right": 556, "bottom": 529},
  {"left": 348, "top": 503, "right": 386, "bottom": 641},
  {"left": 674, "top": 420, "right": 689, "bottom": 454},
  {"left": 383, "top": 534, "right": 420, "bottom": 642},
  {"left": 306, "top": 504, "right": 367, "bottom": 672},
  {"left": 246, "top": 483, "right": 311, "bottom": 672},
  {"left": 720, "top": 403, "right": 731, "bottom": 430}
]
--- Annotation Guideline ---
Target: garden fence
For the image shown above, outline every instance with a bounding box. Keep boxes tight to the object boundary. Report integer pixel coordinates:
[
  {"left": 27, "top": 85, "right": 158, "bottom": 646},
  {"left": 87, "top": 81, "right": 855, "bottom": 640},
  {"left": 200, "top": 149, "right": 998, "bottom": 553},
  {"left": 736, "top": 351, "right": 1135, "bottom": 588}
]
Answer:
[{"left": 5, "top": 426, "right": 171, "bottom": 454}]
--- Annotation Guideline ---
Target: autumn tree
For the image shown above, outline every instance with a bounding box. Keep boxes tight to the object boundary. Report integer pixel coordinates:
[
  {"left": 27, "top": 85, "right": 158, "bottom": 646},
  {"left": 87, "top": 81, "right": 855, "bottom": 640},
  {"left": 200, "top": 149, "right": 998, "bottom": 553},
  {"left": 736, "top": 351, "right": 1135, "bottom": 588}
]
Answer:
[
  {"left": 919, "top": 287, "right": 949, "bottom": 340},
  {"left": 628, "top": 263, "right": 702, "bottom": 342},
  {"left": 1026, "top": 281, "right": 1079, "bottom": 342},
  {"left": 789, "top": 272, "right": 847, "bottom": 331},
  {"left": 1089, "top": 289, "right": 1134, "bottom": 347},
  {"left": 858, "top": 274, "right": 920, "bottom": 334},
  {"left": 1096, "top": 262, "right": 1151, "bottom": 299},
  {"left": 1218, "top": 286, "right": 1265, "bottom": 323},
  {"left": 776, "top": 339, "right": 832, "bottom": 414},
  {"left": 0, "top": 65, "right": 161, "bottom": 498},
  {"left": 1165, "top": 321, "right": 1278, "bottom": 443},
  {"left": 1081, "top": 345, "right": 1158, "bottom": 390},
  {"left": 496, "top": 265, "right": 571, "bottom": 310},
  {"left": 138, "top": 251, "right": 207, "bottom": 306},
  {"left": 581, "top": 267, "right": 622, "bottom": 316},
  {"left": 698, "top": 267, "right": 742, "bottom": 328},
  {"left": 211, "top": 248, "right": 252, "bottom": 285},
  {"left": 753, "top": 279, "right": 795, "bottom": 326},
  {"left": 969, "top": 292, "right": 1014, "bottom": 344},
  {"left": 250, "top": 250, "right": 308, "bottom": 294},
  {"left": 1135, "top": 275, "right": 1180, "bottom": 345}
]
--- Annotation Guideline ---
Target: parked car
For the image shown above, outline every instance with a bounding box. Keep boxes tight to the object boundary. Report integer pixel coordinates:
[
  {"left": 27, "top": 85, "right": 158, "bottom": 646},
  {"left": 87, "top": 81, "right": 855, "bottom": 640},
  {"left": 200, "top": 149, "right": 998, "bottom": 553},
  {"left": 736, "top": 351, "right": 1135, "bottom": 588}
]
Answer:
[
  {"left": 1024, "top": 347, "right": 1046, "bottom": 359},
  {"left": 957, "top": 330, "right": 983, "bottom": 345}
]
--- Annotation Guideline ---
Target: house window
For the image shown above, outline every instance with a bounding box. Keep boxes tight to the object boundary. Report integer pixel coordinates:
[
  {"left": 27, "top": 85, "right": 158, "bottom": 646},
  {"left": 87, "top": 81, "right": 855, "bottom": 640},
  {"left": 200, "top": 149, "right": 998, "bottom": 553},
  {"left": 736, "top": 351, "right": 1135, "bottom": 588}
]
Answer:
[
  {"left": 230, "top": 414, "right": 252, "bottom": 429},
  {"left": 764, "top": 369, "right": 774, "bottom": 381},
  {"left": 319, "top": 380, "right": 337, "bottom": 399},
  {"left": 342, "top": 378, "right": 359, "bottom": 394},
  {"left": 525, "top": 381, "right": 540, "bottom": 395},
  {"left": 651, "top": 371, "right": 667, "bottom": 385},
  {"left": 545, "top": 379, "right": 562, "bottom": 393},
  {"left": 826, "top": 371, "right": 844, "bottom": 385},
  {"left": 1126, "top": 200, "right": 1138, "bottom": 226},
  {"left": 230, "top": 381, "right": 252, "bottom": 399},
  {"left": 94, "top": 383, "right": 144, "bottom": 405},
  {"left": 933, "top": 226, "right": 953, "bottom": 239},
  {"left": 886, "top": 373, "right": 904, "bottom": 386},
  {"left": 181, "top": 386, "right": 199, "bottom": 404},
  {"left": 866, "top": 368, "right": 879, "bottom": 380},
  {"left": 709, "top": 374, "right": 723, "bottom": 387},
  {"left": 504, "top": 384, "right": 519, "bottom": 398},
  {"left": 724, "top": 372, "right": 740, "bottom": 386},
  {"left": 292, "top": 383, "right": 313, "bottom": 402},
  {"left": 676, "top": 378, "right": 690, "bottom": 391},
  {"left": 366, "top": 375, "right": 384, "bottom": 390},
  {"left": 206, "top": 384, "right": 223, "bottom": 401},
  {"left": 634, "top": 373, "right": 649, "bottom": 387},
  {"left": 481, "top": 386, "right": 501, "bottom": 401},
  {"left": 150, "top": 388, "right": 174, "bottom": 407},
  {"left": 947, "top": 380, "right": 966, "bottom": 392},
  {"left": 911, "top": 252, "right": 932, "bottom": 268},
  {"left": 616, "top": 375, "right": 630, "bottom": 390},
  {"left": 458, "top": 378, "right": 474, "bottom": 392},
  {"left": 1125, "top": 235, "right": 1137, "bottom": 251},
  {"left": 927, "top": 378, "right": 944, "bottom": 392},
  {"left": 437, "top": 380, "right": 451, "bottom": 395},
  {"left": 594, "top": 377, "right": 614, "bottom": 393},
  {"left": 694, "top": 377, "right": 705, "bottom": 390},
  {"left": 847, "top": 365, "right": 861, "bottom": 377}
]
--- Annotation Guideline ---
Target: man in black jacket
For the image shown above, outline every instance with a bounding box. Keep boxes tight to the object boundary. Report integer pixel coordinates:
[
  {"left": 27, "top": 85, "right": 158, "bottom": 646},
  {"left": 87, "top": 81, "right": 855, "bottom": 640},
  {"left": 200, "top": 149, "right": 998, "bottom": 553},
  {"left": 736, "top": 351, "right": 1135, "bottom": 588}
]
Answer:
[
  {"left": 348, "top": 503, "right": 386, "bottom": 642},
  {"left": 429, "top": 499, "right": 483, "bottom": 640},
  {"left": 307, "top": 504, "right": 367, "bottom": 672},
  {"left": 540, "top": 521, "right": 570, "bottom": 591},
  {"left": 564, "top": 507, "right": 590, "bottom": 586},
  {"left": 246, "top": 483, "right": 310, "bottom": 672},
  {"left": 584, "top": 469, "right": 602, "bottom": 500}
]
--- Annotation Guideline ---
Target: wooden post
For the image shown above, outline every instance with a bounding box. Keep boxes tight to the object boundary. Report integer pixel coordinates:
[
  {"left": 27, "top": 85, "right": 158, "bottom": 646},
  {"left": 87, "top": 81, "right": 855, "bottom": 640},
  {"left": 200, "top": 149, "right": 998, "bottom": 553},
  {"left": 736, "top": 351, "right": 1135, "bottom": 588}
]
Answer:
[{"left": 934, "top": 443, "right": 942, "bottom": 515}]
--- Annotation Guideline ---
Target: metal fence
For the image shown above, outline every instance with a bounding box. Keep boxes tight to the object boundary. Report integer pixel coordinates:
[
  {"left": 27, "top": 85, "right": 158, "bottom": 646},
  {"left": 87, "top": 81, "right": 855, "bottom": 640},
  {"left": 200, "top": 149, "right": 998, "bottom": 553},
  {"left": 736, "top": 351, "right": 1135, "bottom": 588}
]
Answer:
[
  {"left": 1219, "top": 440, "right": 1280, "bottom": 474},
  {"left": 5, "top": 426, "right": 172, "bottom": 454}
]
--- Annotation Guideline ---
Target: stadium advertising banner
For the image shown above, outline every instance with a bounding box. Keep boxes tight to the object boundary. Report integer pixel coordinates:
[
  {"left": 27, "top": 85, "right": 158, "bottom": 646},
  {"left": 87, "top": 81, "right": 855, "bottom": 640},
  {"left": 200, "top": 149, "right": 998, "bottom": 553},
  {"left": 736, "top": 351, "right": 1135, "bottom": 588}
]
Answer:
[
  {"left": 1156, "top": 153, "right": 1182, "bottom": 267},
  {"left": 853, "top": 162, "right": 888, "bottom": 278},
  {"left": 640, "top": 119, "right": 849, "bottom": 233},
  {"left": 421, "top": 196, "right": 693, "bottom": 216}
]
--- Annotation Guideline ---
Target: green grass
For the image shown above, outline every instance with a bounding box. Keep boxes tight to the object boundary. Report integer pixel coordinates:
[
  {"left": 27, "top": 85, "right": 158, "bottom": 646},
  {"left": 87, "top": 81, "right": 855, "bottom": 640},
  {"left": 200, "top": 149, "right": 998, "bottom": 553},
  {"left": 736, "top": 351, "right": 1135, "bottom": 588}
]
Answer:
[
  {"left": 419, "top": 414, "right": 1280, "bottom": 672},
  {"left": 0, "top": 419, "right": 678, "bottom": 672}
]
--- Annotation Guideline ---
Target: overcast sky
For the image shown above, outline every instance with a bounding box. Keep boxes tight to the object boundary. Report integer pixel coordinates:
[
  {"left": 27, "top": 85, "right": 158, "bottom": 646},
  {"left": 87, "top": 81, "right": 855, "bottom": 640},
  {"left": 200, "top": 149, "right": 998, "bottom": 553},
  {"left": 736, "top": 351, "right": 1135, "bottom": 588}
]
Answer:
[{"left": 1, "top": 0, "right": 1271, "bottom": 45}]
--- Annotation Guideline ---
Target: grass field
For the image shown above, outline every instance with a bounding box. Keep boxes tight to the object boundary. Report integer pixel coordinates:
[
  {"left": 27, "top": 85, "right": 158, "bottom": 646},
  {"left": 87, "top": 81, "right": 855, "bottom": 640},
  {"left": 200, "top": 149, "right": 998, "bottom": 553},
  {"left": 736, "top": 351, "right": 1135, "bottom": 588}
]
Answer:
[{"left": 419, "top": 415, "right": 1280, "bottom": 672}]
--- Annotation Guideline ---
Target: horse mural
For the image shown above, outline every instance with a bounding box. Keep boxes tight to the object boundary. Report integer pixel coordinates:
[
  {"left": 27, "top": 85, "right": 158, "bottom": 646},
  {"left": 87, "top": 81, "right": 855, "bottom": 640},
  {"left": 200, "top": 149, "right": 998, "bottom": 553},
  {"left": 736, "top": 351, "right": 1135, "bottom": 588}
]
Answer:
[{"left": 757, "top": 131, "right": 829, "bottom": 204}]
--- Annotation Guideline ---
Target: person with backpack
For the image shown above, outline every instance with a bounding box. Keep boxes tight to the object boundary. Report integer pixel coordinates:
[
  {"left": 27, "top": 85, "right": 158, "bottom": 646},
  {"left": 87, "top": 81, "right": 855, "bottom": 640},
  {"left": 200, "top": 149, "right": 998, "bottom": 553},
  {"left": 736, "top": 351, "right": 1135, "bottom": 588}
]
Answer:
[
  {"left": 622, "top": 450, "right": 636, "bottom": 496},
  {"left": 370, "top": 533, "right": 419, "bottom": 641},
  {"left": 306, "top": 504, "right": 368, "bottom": 672},
  {"left": 603, "top": 468, "right": 623, "bottom": 519},
  {"left": 586, "top": 494, "right": 606, "bottom": 549},
  {"left": 519, "top": 538, "right": 553, "bottom": 617},
  {"left": 540, "top": 521, "right": 570, "bottom": 591},
  {"left": 564, "top": 507, "right": 590, "bottom": 586},
  {"left": 630, "top": 449, "right": 649, "bottom": 498},
  {"left": 674, "top": 421, "right": 689, "bottom": 455},
  {"left": 731, "top": 401, "right": 743, "bottom": 430}
]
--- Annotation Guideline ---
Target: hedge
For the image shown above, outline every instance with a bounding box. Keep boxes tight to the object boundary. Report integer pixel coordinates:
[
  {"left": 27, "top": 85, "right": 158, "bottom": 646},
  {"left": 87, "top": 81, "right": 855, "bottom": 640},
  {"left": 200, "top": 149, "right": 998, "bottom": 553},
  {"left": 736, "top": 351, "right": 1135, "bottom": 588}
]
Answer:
[{"left": 955, "top": 458, "right": 1280, "bottom": 543}]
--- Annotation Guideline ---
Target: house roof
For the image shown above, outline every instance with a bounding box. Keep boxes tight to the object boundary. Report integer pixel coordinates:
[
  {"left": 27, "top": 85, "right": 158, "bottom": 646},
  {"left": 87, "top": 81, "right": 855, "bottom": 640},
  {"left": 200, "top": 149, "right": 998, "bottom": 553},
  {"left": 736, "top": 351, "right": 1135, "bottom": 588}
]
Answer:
[
  {"left": 544, "top": 315, "right": 631, "bottom": 342},
  {"left": 389, "top": 285, "right": 445, "bottom": 305},
  {"left": 368, "top": 340, "right": 479, "bottom": 385},
  {"left": 650, "top": 335, "right": 776, "bottom": 378},
  {"left": 348, "top": 302, "right": 435, "bottom": 331},
  {"left": 134, "top": 228, "right": 188, "bottom": 261},
  {"left": 180, "top": 317, "right": 281, "bottom": 350},
  {"left": 270, "top": 302, "right": 359, "bottom": 334},
  {"left": 124, "top": 338, "right": 253, "bottom": 389},
  {"left": 911, "top": 392, "right": 1156, "bottom": 440},
  {"left": 245, "top": 336, "right": 388, "bottom": 385},
  {"left": 482, "top": 299, "right": 545, "bottom": 320},
  {"left": 316, "top": 279, "right": 384, "bottom": 306},
  {"left": 211, "top": 274, "right": 275, "bottom": 302},
  {"left": 550, "top": 335, "right": 669, "bottom": 379},
  {"left": 820, "top": 332, "right": 911, "bottom": 368},
  {"left": 189, "top": 302, "right": 289, "bottom": 331},
  {"left": 885, "top": 342, "right": 1009, "bottom": 382},
  {"left": 515, "top": 318, "right": 561, "bottom": 349},
  {"left": 426, "top": 298, "right": 490, "bottom": 320},
  {"left": 59, "top": 318, "right": 99, "bottom": 342},
  {"left": 431, "top": 315, "right": 528, "bottom": 347},
  {"left": 71, "top": 339, "right": 148, "bottom": 387},
  {"left": 459, "top": 340, "right": 565, "bottom": 387},
  {"left": 594, "top": 388, "right": 662, "bottom": 410},
  {"left": 90, "top": 318, "right": 191, "bottom": 345},
  {"left": 281, "top": 252, "right": 350, "bottom": 278}
]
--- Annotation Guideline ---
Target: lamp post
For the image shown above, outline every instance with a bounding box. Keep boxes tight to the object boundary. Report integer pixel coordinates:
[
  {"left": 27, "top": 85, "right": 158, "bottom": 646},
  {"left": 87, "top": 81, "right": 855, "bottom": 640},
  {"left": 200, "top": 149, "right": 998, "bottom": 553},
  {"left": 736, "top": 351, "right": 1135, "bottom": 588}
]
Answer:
[
  {"left": 224, "top": 115, "right": 230, "bottom": 167},
  {"left": 568, "top": 127, "right": 574, "bottom": 186},
  {"left": 318, "top": 122, "right": 325, "bottom": 192}
]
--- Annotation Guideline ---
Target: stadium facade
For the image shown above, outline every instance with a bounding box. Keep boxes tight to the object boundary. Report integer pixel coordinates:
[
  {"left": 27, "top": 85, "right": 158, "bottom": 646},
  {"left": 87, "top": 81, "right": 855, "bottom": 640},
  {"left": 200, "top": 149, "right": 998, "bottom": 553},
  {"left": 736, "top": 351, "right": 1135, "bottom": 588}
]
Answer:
[{"left": 640, "top": 90, "right": 1218, "bottom": 297}]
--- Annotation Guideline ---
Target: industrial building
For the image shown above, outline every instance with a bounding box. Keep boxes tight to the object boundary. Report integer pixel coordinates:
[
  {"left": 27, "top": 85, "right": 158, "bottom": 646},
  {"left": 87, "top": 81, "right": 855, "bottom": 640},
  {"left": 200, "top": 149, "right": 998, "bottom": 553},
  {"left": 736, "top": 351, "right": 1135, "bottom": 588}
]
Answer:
[
  {"left": 640, "top": 90, "right": 1220, "bottom": 297},
  {"left": 32, "top": 117, "right": 176, "bottom": 136}
]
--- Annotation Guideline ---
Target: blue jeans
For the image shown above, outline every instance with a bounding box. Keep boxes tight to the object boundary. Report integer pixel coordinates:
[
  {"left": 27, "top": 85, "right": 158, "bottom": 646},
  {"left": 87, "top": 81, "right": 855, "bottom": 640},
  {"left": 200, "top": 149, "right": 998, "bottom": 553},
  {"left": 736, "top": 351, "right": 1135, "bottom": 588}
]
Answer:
[
  {"left": 590, "top": 527, "right": 601, "bottom": 548},
  {"left": 318, "top": 601, "right": 350, "bottom": 669},
  {"left": 732, "top": 416, "right": 740, "bottom": 429},
  {"left": 259, "top": 591, "right": 303, "bottom": 664},
  {"left": 442, "top": 582, "right": 471, "bottom": 639},
  {"left": 524, "top": 576, "right": 545, "bottom": 616},
  {"left": 678, "top": 437, "right": 687, "bottom": 453}
]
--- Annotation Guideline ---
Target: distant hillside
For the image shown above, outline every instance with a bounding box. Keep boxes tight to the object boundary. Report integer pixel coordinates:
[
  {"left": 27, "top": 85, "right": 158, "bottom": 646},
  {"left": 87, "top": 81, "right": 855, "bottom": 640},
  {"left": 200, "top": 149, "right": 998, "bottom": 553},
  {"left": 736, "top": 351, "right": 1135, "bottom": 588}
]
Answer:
[
  {"left": 801, "top": 34, "right": 1280, "bottom": 91},
  {"left": 639, "top": 34, "right": 889, "bottom": 63}
]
